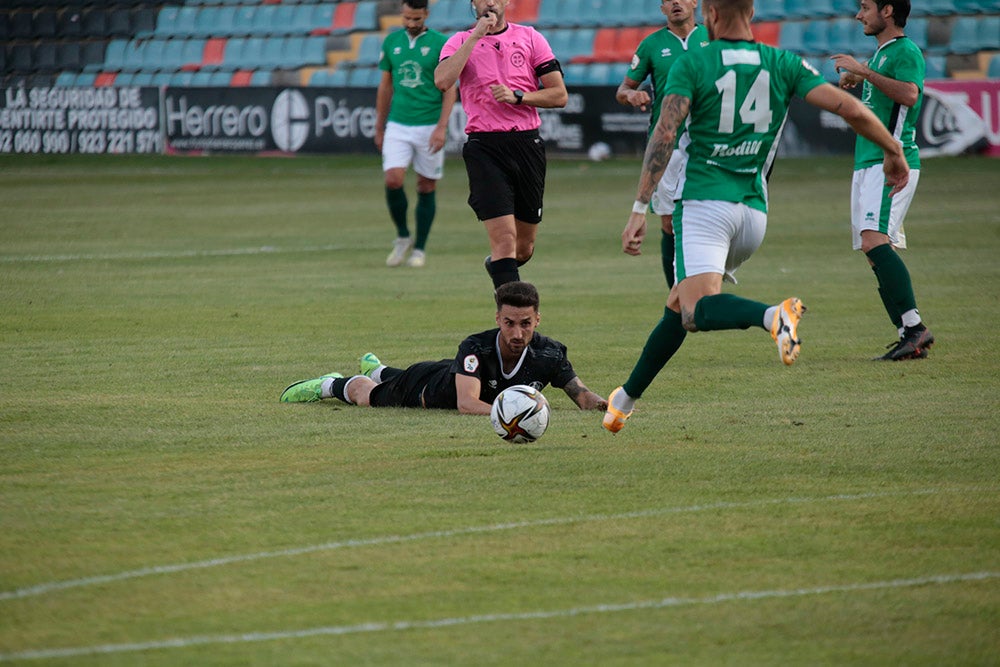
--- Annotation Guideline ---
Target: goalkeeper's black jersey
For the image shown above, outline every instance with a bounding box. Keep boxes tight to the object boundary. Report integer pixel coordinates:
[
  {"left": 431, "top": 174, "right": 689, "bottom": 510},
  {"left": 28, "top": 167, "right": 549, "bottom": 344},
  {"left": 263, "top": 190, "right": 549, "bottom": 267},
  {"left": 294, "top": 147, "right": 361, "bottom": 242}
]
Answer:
[{"left": 420, "top": 328, "right": 578, "bottom": 409}]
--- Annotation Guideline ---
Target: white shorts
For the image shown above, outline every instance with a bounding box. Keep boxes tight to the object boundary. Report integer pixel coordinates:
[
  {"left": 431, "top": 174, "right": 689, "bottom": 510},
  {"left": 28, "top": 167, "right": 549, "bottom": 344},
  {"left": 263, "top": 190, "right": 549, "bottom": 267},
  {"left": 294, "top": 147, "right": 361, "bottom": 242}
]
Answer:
[
  {"left": 382, "top": 121, "right": 445, "bottom": 180},
  {"left": 650, "top": 148, "right": 687, "bottom": 217},
  {"left": 851, "top": 164, "right": 920, "bottom": 250},
  {"left": 674, "top": 199, "right": 767, "bottom": 284}
]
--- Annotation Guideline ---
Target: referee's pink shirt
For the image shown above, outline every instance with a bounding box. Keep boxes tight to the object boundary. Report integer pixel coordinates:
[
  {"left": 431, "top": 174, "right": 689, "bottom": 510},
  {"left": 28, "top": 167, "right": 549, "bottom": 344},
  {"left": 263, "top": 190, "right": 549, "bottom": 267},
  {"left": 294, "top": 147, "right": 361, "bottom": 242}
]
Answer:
[{"left": 440, "top": 23, "right": 557, "bottom": 133}]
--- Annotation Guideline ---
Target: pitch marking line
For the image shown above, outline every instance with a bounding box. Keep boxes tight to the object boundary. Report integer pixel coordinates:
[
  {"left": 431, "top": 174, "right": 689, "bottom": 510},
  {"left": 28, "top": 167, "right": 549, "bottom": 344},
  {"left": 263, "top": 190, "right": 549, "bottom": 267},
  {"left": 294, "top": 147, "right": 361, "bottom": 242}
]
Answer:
[
  {"left": 0, "top": 488, "right": 982, "bottom": 603},
  {"left": 0, "top": 245, "right": 352, "bottom": 264},
  {"left": 1, "top": 572, "right": 996, "bottom": 662}
]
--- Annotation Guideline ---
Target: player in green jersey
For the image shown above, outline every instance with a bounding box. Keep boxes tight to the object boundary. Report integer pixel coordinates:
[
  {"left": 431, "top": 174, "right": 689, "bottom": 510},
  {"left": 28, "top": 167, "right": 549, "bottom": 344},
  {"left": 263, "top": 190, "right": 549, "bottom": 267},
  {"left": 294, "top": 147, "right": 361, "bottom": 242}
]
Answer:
[
  {"left": 831, "top": 0, "right": 934, "bottom": 361},
  {"left": 603, "top": 0, "right": 910, "bottom": 434},
  {"left": 376, "top": 0, "right": 458, "bottom": 268},
  {"left": 617, "top": 0, "right": 710, "bottom": 288}
]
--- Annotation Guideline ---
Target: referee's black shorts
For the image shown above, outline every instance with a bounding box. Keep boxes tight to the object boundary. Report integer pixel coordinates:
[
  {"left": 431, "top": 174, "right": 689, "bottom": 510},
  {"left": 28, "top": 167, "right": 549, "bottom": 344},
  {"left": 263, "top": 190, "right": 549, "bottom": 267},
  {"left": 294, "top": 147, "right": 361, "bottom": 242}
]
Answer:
[{"left": 462, "top": 129, "right": 546, "bottom": 224}]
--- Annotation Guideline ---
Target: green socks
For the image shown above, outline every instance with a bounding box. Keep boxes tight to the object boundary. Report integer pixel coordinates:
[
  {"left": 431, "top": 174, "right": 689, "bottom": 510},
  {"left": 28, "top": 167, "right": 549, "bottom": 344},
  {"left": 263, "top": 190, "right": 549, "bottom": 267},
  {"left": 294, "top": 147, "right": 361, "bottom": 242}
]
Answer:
[
  {"left": 385, "top": 186, "right": 409, "bottom": 238},
  {"left": 623, "top": 307, "right": 687, "bottom": 399},
  {"left": 693, "top": 293, "right": 769, "bottom": 332},
  {"left": 415, "top": 190, "right": 436, "bottom": 251},
  {"left": 866, "top": 244, "right": 916, "bottom": 327}
]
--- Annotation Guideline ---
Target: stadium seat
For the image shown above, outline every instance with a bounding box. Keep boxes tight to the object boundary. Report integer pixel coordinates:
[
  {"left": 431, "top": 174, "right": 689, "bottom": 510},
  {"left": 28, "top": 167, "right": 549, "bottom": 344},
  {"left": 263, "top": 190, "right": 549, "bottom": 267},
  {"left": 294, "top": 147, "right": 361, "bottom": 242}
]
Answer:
[
  {"left": 988, "top": 53, "right": 1000, "bottom": 78},
  {"left": 32, "top": 43, "right": 58, "bottom": 73},
  {"left": 200, "top": 38, "right": 227, "bottom": 70},
  {"left": 354, "top": 33, "right": 383, "bottom": 67},
  {"left": 250, "top": 70, "right": 271, "bottom": 86},
  {"left": 568, "top": 28, "right": 597, "bottom": 63},
  {"left": 352, "top": 2, "right": 378, "bottom": 32},
  {"left": 948, "top": 16, "right": 979, "bottom": 54},
  {"left": 82, "top": 8, "right": 110, "bottom": 39},
  {"left": 925, "top": 54, "right": 947, "bottom": 79},
  {"left": 133, "top": 8, "right": 156, "bottom": 38},
  {"left": 81, "top": 41, "right": 107, "bottom": 71},
  {"left": 170, "top": 70, "right": 194, "bottom": 86},
  {"left": 584, "top": 62, "right": 615, "bottom": 86},
  {"left": 173, "top": 5, "right": 199, "bottom": 38},
  {"left": 233, "top": 4, "right": 257, "bottom": 36},
  {"left": 534, "top": 0, "right": 562, "bottom": 29},
  {"left": 74, "top": 71, "right": 96, "bottom": 86},
  {"left": 753, "top": 0, "right": 785, "bottom": 21},
  {"left": 10, "top": 11, "right": 33, "bottom": 39},
  {"left": 803, "top": 20, "right": 831, "bottom": 55},
  {"left": 57, "top": 8, "right": 84, "bottom": 39},
  {"left": 155, "top": 6, "right": 180, "bottom": 37},
  {"left": 230, "top": 69, "right": 253, "bottom": 87},
  {"left": 562, "top": 62, "right": 587, "bottom": 85},
  {"left": 55, "top": 42, "right": 83, "bottom": 72},
  {"left": 250, "top": 4, "right": 278, "bottom": 35},
  {"left": 782, "top": 0, "right": 813, "bottom": 19},
  {"left": 107, "top": 8, "right": 132, "bottom": 38},
  {"left": 546, "top": 28, "right": 573, "bottom": 62},
  {"left": 35, "top": 9, "right": 58, "bottom": 38},
  {"left": 584, "top": 28, "right": 617, "bottom": 63},
  {"left": 779, "top": 21, "right": 807, "bottom": 55},
  {"left": 55, "top": 71, "right": 77, "bottom": 87},
  {"left": 132, "top": 71, "right": 154, "bottom": 86},
  {"left": 827, "top": 18, "right": 861, "bottom": 54},
  {"left": 101, "top": 39, "right": 129, "bottom": 72},
  {"left": 507, "top": 0, "right": 541, "bottom": 24},
  {"left": 979, "top": 15, "right": 1000, "bottom": 50},
  {"left": 751, "top": 21, "right": 780, "bottom": 47},
  {"left": 906, "top": 17, "right": 929, "bottom": 50}
]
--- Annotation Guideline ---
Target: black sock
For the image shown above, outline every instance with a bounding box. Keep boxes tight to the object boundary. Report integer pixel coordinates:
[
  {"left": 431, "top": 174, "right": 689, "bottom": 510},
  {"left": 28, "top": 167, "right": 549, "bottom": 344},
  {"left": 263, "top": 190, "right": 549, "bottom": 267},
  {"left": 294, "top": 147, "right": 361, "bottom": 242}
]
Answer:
[
  {"left": 329, "top": 377, "right": 352, "bottom": 404},
  {"left": 487, "top": 257, "right": 519, "bottom": 288}
]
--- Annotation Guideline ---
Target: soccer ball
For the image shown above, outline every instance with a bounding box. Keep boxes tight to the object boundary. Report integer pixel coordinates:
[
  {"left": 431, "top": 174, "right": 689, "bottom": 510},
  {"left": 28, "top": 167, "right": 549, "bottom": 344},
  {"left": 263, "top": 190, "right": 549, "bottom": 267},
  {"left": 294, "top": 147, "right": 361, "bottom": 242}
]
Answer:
[
  {"left": 587, "top": 141, "right": 612, "bottom": 162},
  {"left": 490, "top": 384, "right": 550, "bottom": 443}
]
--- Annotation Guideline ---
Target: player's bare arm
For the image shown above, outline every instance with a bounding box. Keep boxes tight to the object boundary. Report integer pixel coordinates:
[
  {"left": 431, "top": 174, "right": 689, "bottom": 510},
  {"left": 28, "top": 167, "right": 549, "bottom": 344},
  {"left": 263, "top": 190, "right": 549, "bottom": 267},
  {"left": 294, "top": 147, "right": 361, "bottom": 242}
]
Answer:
[
  {"left": 454, "top": 374, "right": 492, "bottom": 415},
  {"left": 562, "top": 377, "right": 608, "bottom": 411},
  {"left": 616, "top": 78, "right": 650, "bottom": 110},
  {"left": 490, "top": 71, "right": 568, "bottom": 109},
  {"left": 622, "top": 94, "right": 689, "bottom": 256},
  {"left": 830, "top": 54, "right": 919, "bottom": 106},
  {"left": 804, "top": 84, "right": 908, "bottom": 195}
]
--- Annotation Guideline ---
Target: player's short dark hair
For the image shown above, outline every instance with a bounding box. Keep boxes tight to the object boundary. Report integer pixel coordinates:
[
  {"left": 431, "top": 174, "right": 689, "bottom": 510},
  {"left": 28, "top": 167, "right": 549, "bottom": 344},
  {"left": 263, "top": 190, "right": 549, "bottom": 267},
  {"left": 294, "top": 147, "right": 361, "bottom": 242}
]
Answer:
[
  {"left": 495, "top": 281, "right": 540, "bottom": 311},
  {"left": 875, "top": 0, "right": 910, "bottom": 27},
  {"left": 704, "top": 0, "right": 753, "bottom": 16},
  {"left": 403, "top": 0, "right": 429, "bottom": 9}
]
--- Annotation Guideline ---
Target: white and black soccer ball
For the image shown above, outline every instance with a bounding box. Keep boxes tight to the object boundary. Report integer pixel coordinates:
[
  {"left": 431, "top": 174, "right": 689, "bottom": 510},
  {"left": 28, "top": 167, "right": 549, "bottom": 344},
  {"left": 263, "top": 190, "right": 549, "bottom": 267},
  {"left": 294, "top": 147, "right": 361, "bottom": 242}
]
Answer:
[
  {"left": 490, "top": 384, "right": 550, "bottom": 443},
  {"left": 587, "top": 141, "right": 612, "bottom": 162}
]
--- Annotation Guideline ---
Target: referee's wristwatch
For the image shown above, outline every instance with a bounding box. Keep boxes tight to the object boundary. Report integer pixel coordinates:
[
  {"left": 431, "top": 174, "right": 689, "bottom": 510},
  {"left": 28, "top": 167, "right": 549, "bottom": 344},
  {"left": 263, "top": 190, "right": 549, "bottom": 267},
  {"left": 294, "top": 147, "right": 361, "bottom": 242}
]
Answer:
[{"left": 513, "top": 90, "right": 524, "bottom": 105}]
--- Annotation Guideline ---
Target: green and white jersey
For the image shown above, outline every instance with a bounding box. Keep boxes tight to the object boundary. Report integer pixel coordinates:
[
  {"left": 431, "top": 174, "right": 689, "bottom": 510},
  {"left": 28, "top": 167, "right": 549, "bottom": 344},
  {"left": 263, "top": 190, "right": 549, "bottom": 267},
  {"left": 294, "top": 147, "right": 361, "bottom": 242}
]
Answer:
[
  {"left": 379, "top": 28, "right": 449, "bottom": 126},
  {"left": 666, "top": 40, "right": 826, "bottom": 212},
  {"left": 626, "top": 24, "right": 711, "bottom": 134},
  {"left": 854, "top": 36, "right": 924, "bottom": 170}
]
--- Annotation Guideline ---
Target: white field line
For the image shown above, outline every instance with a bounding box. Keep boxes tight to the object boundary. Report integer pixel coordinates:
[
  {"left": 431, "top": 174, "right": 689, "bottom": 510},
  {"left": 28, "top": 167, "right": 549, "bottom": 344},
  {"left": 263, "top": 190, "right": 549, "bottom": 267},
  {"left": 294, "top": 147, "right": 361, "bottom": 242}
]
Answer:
[
  {"left": 1, "top": 571, "right": 996, "bottom": 662},
  {"left": 0, "top": 245, "right": 351, "bottom": 263},
  {"left": 0, "top": 488, "right": 982, "bottom": 603}
]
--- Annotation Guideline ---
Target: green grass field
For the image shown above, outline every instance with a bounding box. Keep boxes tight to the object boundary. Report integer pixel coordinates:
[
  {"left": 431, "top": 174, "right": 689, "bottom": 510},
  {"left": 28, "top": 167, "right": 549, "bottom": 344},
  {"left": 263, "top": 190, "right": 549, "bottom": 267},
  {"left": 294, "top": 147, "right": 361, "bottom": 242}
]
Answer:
[{"left": 1, "top": 153, "right": 998, "bottom": 665}]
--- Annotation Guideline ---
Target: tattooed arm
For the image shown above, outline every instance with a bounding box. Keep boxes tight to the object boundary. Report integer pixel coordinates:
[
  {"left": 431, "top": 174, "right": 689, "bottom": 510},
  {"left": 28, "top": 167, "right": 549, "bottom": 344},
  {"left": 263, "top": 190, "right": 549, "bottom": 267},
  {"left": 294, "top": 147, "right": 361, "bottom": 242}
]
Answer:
[
  {"left": 562, "top": 377, "right": 608, "bottom": 411},
  {"left": 622, "top": 94, "right": 691, "bottom": 256}
]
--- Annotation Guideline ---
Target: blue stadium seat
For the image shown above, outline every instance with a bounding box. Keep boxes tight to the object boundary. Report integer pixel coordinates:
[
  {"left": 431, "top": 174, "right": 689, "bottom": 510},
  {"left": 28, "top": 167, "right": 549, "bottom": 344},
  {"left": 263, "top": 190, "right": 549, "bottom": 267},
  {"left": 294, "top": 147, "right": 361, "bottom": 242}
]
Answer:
[
  {"left": 989, "top": 53, "right": 1000, "bottom": 77},
  {"left": 803, "top": 20, "right": 830, "bottom": 55},
  {"left": 783, "top": 0, "right": 814, "bottom": 19},
  {"left": 569, "top": 28, "right": 598, "bottom": 62},
  {"left": 55, "top": 71, "right": 77, "bottom": 87},
  {"left": 250, "top": 70, "right": 271, "bottom": 86},
  {"left": 354, "top": 33, "right": 383, "bottom": 67},
  {"left": 546, "top": 29, "right": 573, "bottom": 62},
  {"left": 925, "top": 55, "right": 947, "bottom": 79},
  {"left": 562, "top": 62, "right": 587, "bottom": 86},
  {"left": 232, "top": 4, "right": 256, "bottom": 36},
  {"left": 779, "top": 21, "right": 807, "bottom": 55},
  {"left": 259, "top": 36, "right": 286, "bottom": 69},
  {"left": 906, "top": 17, "right": 929, "bottom": 50},
  {"left": 352, "top": 2, "right": 378, "bottom": 32},
  {"left": 753, "top": 0, "right": 785, "bottom": 21},
  {"left": 102, "top": 39, "right": 130, "bottom": 72},
  {"left": 534, "top": 0, "right": 562, "bottom": 29},
  {"left": 169, "top": 71, "right": 194, "bottom": 86},
  {"left": 585, "top": 62, "right": 613, "bottom": 85},
  {"left": 250, "top": 4, "right": 277, "bottom": 35},
  {"left": 139, "top": 39, "right": 167, "bottom": 71},
  {"left": 948, "top": 16, "right": 979, "bottom": 53},
  {"left": 301, "top": 36, "right": 328, "bottom": 67},
  {"left": 827, "top": 18, "right": 857, "bottom": 53},
  {"left": 174, "top": 5, "right": 199, "bottom": 38},
  {"left": 132, "top": 71, "right": 154, "bottom": 86},
  {"left": 979, "top": 15, "right": 1000, "bottom": 50},
  {"left": 155, "top": 6, "right": 180, "bottom": 37},
  {"left": 151, "top": 72, "right": 173, "bottom": 87}
]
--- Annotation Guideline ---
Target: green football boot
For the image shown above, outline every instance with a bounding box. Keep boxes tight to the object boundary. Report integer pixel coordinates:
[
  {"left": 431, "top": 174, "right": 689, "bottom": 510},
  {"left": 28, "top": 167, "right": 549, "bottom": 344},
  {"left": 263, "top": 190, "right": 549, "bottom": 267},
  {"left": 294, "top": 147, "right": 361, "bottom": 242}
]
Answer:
[
  {"left": 279, "top": 373, "right": 342, "bottom": 403},
  {"left": 359, "top": 353, "right": 382, "bottom": 378}
]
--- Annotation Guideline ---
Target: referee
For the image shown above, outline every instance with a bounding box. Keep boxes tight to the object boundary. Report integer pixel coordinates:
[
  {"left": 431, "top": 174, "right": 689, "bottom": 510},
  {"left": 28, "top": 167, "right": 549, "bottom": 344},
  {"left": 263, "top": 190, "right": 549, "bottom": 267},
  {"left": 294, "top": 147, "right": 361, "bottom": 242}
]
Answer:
[{"left": 434, "top": 0, "right": 568, "bottom": 289}]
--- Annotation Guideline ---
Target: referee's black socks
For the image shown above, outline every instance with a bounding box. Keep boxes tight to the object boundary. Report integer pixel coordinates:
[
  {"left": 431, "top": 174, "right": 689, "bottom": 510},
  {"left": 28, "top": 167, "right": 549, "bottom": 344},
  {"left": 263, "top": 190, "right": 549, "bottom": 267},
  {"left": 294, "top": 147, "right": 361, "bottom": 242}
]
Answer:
[{"left": 486, "top": 257, "right": 520, "bottom": 289}]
